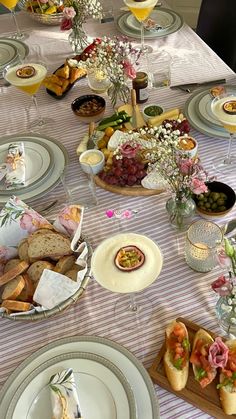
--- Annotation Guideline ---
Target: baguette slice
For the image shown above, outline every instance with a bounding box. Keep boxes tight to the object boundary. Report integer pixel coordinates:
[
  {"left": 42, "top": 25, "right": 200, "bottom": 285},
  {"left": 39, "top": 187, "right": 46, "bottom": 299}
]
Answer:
[
  {"left": 3, "top": 258, "right": 21, "bottom": 273},
  {"left": 1, "top": 299, "right": 31, "bottom": 312},
  {"left": 1, "top": 275, "right": 25, "bottom": 300},
  {"left": 27, "top": 260, "right": 55, "bottom": 286},
  {"left": 190, "top": 328, "right": 216, "bottom": 388},
  {"left": 54, "top": 255, "right": 76, "bottom": 274},
  {"left": 18, "top": 239, "right": 30, "bottom": 263},
  {"left": 164, "top": 320, "right": 190, "bottom": 391},
  {"left": 219, "top": 339, "right": 236, "bottom": 415},
  {"left": 0, "top": 261, "right": 29, "bottom": 287},
  {"left": 17, "top": 274, "right": 34, "bottom": 303},
  {"left": 28, "top": 233, "right": 73, "bottom": 260}
]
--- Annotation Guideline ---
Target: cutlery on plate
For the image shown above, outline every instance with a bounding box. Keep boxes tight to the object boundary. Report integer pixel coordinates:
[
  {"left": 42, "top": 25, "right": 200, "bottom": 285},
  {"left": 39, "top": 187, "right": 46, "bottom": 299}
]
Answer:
[
  {"left": 87, "top": 121, "right": 96, "bottom": 150},
  {"left": 170, "top": 78, "right": 226, "bottom": 93}
]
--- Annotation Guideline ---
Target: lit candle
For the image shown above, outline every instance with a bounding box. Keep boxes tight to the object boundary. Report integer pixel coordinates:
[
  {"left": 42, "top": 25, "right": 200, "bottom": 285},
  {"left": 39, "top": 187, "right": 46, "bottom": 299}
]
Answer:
[{"left": 192, "top": 242, "right": 210, "bottom": 260}]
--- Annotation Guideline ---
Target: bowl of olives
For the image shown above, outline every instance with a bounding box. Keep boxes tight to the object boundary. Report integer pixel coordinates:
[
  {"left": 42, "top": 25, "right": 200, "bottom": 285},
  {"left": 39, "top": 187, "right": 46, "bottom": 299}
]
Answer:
[{"left": 194, "top": 181, "right": 236, "bottom": 218}]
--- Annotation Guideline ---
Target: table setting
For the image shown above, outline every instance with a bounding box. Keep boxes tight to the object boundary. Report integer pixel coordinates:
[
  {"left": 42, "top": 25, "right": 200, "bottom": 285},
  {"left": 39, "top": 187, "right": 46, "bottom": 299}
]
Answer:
[{"left": 0, "top": 0, "right": 236, "bottom": 418}]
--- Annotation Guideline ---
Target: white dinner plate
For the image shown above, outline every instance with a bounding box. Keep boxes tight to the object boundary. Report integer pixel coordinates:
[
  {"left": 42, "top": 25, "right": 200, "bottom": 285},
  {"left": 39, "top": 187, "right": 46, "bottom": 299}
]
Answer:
[
  {"left": 91, "top": 233, "right": 163, "bottom": 293},
  {"left": 0, "top": 138, "right": 53, "bottom": 193},
  {"left": 0, "top": 38, "right": 29, "bottom": 77},
  {"left": 126, "top": 8, "right": 174, "bottom": 32},
  {"left": 0, "top": 40, "right": 17, "bottom": 71},
  {"left": 0, "top": 336, "right": 160, "bottom": 419},
  {"left": 184, "top": 87, "right": 231, "bottom": 138},
  {"left": 0, "top": 133, "right": 68, "bottom": 203},
  {"left": 116, "top": 8, "right": 183, "bottom": 39},
  {"left": 6, "top": 352, "right": 136, "bottom": 419}
]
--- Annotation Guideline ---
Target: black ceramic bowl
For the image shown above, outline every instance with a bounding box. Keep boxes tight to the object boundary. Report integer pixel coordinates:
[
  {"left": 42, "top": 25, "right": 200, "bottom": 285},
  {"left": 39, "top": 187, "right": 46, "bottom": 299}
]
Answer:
[
  {"left": 194, "top": 181, "right": 236, "bottom": 219},
  {"left": 71, "top": 94, "right": 106, "bottom": 123}
]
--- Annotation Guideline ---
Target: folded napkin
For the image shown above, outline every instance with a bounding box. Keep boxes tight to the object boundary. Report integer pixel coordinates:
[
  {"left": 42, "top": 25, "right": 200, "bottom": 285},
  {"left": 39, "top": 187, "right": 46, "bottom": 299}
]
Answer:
[
  {"left": 49, "top": 369, "right": 83, "bottom": 419},
  {"left": 5, "top": 142, "right": 26, "bottom": 189}
]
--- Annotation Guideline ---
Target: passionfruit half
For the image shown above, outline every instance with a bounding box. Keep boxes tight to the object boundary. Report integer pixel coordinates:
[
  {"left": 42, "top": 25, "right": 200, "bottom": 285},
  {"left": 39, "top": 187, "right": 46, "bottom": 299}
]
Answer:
[
  {"left": 114, "top": 245, "right": 145, "bottom": 272},
  {"left": 223, "top": 100, "right": 236, "bottom": 115},
  {"left": 16, "top": 66, "right": 36, "bottom": 79}
]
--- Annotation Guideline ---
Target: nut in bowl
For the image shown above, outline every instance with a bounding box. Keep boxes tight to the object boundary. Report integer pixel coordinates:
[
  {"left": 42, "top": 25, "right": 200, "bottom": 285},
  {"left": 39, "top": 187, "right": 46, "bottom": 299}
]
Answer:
[
  {"left": 142, "top": 103, "right": 164, "bottom": 122},
  {"left": 71, "top": 95, "right": 106, "bottom": 124},
  {"left": 193, "top": 181, "right": 236, "bottom": 219},
  {"left": 177, "top": 136, "right": 198, "bottom": 158},
  {"left": 79, "top": 149, "right": 105, "bottom": 175}
]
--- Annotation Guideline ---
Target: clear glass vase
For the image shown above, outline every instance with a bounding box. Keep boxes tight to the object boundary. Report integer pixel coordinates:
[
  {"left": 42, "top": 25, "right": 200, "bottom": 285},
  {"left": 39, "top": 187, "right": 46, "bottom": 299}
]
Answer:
[
  {"left": 107, "top": 81, "right": 130, "bottom": 108},
  {"left": 68, "top": 20, "right": 89, "bottom": 54},
  {"left": 216, "top": 296, "right": 236, "bottom": 337},
  {"left": 166, "top": 196, "right": 196, "bottom": 231}
]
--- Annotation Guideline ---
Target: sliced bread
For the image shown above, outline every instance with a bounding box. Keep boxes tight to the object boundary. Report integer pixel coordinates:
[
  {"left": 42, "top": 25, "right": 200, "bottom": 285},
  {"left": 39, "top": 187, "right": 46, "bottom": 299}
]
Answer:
[
  {"left": 27, "top": 260, "right": 55, "bottom": 285},
  {"left": 1, "top": 275, "right": 25, "bottom": 300},
  {"left": 18, "top": 239, "right": 30, "bottom": 263},
  {"left": 0, "top": 261, "right": 29, "bottom": 287},
  {"left": 28, "top": 233, "right": 73, "bottom": 260},
  {"left": 1, "top": 299, "right": 31, "bottom": 312},
  {"left": 4, "top": 258, "right": 21, "bottom": 273},
  {"left": 54, "top": 255, "right": 76, "bottom": 274},
  {"left": 17, "top": 274, "right": 34, "bottom": 302}
]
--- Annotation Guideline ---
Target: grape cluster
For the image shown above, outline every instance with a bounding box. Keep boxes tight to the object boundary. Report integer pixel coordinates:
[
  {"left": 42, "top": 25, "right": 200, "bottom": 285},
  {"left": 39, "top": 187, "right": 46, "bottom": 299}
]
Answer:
[
  {"left": 163, "top": 119, "right": 190, "bottom": 135},
  {"left": 99, "top": 156, "right": 147, "bottom": 187}
]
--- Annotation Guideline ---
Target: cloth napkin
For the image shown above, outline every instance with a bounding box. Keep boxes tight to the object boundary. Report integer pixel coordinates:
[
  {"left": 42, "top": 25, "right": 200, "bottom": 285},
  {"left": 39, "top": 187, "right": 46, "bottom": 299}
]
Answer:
[
  {"left": 49, "top": 369, "right": 83, "bottom": 419},
  {"left": 5, "top": 142, "right": 26, "bottom": 189}
]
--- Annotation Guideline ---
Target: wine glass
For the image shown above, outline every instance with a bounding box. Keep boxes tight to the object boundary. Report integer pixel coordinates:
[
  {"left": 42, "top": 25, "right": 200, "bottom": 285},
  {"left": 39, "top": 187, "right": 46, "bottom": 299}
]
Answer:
[
  {"left": 91, "top": 232, "right": 163, "bottom": 328},
  {"left": 123, "top": 0, "right": 158, "bottom": 54},
  {"left": 4, "top": 61, "right": 53, "bottom": 131},
  {"left": 0, "top": 0, "right": 25, "bottom": 40},
  {"left": 211, "top": 89, "right": 236, "bottom": 172}
]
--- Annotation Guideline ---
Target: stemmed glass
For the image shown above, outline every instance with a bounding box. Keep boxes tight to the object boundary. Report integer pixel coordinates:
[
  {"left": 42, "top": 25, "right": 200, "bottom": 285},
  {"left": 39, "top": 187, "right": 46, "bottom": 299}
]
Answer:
[
  {"left": 123, "top": 0, "right": 157, "bottom": 54},
  {"left": 4, "top": 61, "right": 53, "bottom": 131},
  {"left": 211, "top": 89, "right": 236, "bottom": 172},
  {"left": 0, "top": 0, "right": 25, "bottom": 40}
]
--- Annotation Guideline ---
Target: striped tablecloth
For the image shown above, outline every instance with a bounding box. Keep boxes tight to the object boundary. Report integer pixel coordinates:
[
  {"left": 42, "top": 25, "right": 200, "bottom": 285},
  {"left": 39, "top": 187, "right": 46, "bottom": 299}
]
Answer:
[{"left": 1, "top": 5, "right": 236, "bottom": 418}]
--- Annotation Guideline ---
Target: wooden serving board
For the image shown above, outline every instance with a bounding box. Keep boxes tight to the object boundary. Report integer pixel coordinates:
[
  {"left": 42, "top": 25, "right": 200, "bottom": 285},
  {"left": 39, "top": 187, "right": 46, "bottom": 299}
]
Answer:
[
  {"left": 94, "top": 175, "right": 164, "bottom": 196},
  {"left": 149, "top": 317, "right": 235, "bottom": 419}
]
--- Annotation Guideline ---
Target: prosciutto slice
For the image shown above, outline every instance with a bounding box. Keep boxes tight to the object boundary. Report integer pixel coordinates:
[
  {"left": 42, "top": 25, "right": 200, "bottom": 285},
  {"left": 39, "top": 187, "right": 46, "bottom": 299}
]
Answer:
[{"left": 208, "top": 337, "right": 229, "bottom": 368}]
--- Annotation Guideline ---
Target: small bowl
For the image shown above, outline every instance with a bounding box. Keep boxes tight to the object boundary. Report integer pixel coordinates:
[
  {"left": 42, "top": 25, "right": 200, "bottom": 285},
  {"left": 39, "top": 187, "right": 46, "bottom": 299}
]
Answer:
[
  {"left": 177, "top": 136, "right": 198, "bottom": 158},
  {"left": 142, "top": 103, "right": 164, "bottom": 122},
  {"left": 79, "top": 150, "right": 105, "bottom": 175},
  {"left": 194, "top": 181, "right": 236, "bottom": 219},
  {"left": 71, "top": 95, "right": 106, "bottom": 124}
]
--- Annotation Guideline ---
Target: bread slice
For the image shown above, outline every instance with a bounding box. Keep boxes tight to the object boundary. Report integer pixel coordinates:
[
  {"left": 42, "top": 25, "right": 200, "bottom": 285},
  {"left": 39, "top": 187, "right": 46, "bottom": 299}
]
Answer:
[
  {"left": 164, "top": 320, "right": 190, "bottom": 391},
  {"left": 1, "top": 299, "right": 31, "bottom": 312},
  {"left": 219, "top": 340, "right": 236, "bottom": 415},
  {"left": 65, "top": 269, "right": 78, "bottom": 282},
  {"left": 18, "top": 239, "right": 30, "bottom": 263},
  {"left": 190, "top": 329, "right": 216, "bottom": 388},
  {"left": 0, "top": 261, "right": 29, "bottom": 287},
  {"left": 54, "top": 255, "right": 76, "bottom": 274},
  {"left": 28, "top": 228, "right": 57, "bottom": 238},
  {"left": 4, "top": 258, "right": 21, "bottom": 273},
  {"left": 17, "top": 274, "right": 34, "bottom": 303},
  {"left": 1, "top": 275, "right": 25, "bottom": 300},
  {"left": 28, "top": 232, "right": 73, "bottom": 260},
  {"left": 27, "top": 260, "right": 55, "bottom": 286}
]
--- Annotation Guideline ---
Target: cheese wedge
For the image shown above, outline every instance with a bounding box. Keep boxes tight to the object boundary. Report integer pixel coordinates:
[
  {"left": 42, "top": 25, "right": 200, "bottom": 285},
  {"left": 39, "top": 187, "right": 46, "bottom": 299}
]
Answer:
[{"left": 148, "top": 108, "right": 180, "bottom": 127}]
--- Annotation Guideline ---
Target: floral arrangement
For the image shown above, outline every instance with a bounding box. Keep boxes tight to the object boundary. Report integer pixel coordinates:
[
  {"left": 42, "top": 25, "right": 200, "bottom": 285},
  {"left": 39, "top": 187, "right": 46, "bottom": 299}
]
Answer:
[{"left": 60, "top": 0, "right": 102, "bottom": 30}]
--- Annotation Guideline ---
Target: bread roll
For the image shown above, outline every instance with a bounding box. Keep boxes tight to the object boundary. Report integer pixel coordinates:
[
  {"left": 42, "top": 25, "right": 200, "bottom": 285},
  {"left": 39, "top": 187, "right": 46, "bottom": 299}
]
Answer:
[{"left": 219, "top": 339, "right": 236, "bottom": 415}]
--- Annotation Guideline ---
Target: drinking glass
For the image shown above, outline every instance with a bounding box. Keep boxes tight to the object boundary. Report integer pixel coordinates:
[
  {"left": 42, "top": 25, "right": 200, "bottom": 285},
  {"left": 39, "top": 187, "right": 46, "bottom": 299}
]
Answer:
[
  {"left": 123, "top": 0, "right": 157, "bottom": 54},
  {"left": 147, "top": 50, "right": 171, "bottom": 88},
  {"left": 211, "top": 89, "right": 236, "bottom": 172},
  {"left": 0, "top": 0, "right": 25, "bottom": 40},
  {"left": 4, "top": 61, "right": 53, "bottom": 131},
  {"left": 185, "top": 220, "right": 223, "bottom": 272}
]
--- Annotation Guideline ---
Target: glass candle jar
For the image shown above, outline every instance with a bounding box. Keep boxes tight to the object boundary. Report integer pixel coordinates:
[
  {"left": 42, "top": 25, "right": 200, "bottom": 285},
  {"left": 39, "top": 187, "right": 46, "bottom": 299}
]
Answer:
[{"left": 184, "top": 220, "right": 223, "bottom": 272}]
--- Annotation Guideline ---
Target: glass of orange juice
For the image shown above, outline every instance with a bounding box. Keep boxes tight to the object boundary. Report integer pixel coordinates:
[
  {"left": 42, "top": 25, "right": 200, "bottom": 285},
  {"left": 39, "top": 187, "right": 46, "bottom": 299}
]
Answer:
[
  {"left": 4, "top": 61, "right": 53, "bottom": 130},
  {"left": 0, "top": 0, "right": 25, "bottom": 40}
]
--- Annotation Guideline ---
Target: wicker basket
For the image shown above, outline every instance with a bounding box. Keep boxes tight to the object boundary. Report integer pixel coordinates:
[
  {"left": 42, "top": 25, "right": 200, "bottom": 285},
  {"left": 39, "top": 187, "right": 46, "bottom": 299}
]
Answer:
[
  {"left": 0, "top": 242, "right": 92, "bottom": 321},
  {"left": 18, "top": 0, "right": 64, "bottom": 26}
]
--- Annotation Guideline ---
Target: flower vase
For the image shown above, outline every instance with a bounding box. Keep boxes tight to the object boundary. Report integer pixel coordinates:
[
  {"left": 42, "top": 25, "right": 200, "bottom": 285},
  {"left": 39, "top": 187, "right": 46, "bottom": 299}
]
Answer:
[
  {"left": 216, "top": 295, "right": 236, "bottom": 337},
  {"left": 68, "top": 20, "right": 89, "bottom": 54},
  {"left": 166, "top": 196, "right": 196, "bottom": 231},
  {"left": 107, "top": 81, "right": 130, "bottom": 109}
]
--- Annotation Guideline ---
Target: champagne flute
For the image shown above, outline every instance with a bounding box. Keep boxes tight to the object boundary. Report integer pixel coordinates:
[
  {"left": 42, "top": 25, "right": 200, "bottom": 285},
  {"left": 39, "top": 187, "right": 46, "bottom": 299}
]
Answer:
[
  {"left": 4, "top": 61, "right": 53, "bottom": 131},
  {"left": 211, "top": 89, "right": 236, "bottom": 172},
  {"left": 0, "top": 0, "right": 25, "bottom": 40},
  {"left": 123, "top": 0, "right": 157, "bottom": 54}
]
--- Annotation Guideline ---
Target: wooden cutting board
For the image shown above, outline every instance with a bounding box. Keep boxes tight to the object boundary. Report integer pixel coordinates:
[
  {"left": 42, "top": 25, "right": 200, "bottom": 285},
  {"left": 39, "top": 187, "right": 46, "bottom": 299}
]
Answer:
[
  {"left": 94, "top": 175, "right": 164, "bottom": 196},
  {"left": 148, "top": 317, "right": 234, "bottom": 419}
]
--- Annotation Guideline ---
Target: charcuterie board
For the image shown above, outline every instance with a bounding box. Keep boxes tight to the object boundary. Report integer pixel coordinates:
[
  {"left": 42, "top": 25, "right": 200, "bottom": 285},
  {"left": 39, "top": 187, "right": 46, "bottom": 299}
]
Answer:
[
  {"left": 148, "top": 317, "right": 235, "bottom": 419},
  {"left": 94, "top": 175, "right": 164, "bottom": 196}
]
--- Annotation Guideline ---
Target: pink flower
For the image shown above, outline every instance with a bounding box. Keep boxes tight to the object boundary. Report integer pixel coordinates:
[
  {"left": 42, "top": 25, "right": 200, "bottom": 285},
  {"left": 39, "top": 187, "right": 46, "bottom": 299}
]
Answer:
[
  {"left": 123, "top": 60, "right": 136, "bottom": 79},
  {"left": 120, "top": 142, "right": 141, "bottom": 159},
  {"left": 105, "top": 209, "right": 114, "bottom": 218},
  {"left": 60, "top": 17, "right": 73, "bottom": 31},
  {"left": 20, "top": 209, "right": 50, "bottom": 233},
  {"left": 63, "top": 6, "right": 76, "bottom": 19},
  {"left": 179, "top": 158, "right": 193, "bottom": 175},
  {"left": 217, "top": 248, "right": 232, "bottom": 270},
  {"left": 122, "top": 209, "right": 132, "bottom": 219},
  {"left": 211, "top": 275, "right": 232, "bottom": 296},
  {"left": 208, "top": 337, "right": 229, "bottom": 368},
  {"left": 191, "top": 178, "right": 208, "bottom": 195}
]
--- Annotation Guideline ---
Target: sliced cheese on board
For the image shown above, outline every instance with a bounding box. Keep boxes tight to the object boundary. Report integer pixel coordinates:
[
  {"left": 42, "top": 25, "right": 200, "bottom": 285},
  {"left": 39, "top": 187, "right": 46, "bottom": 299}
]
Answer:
[{"left": 117, "top": 103, "right": 146, "bottom": 129}]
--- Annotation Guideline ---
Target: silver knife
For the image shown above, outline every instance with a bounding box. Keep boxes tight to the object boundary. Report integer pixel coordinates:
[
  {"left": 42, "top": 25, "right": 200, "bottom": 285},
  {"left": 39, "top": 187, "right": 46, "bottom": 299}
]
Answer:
[{"left": 170, "top": 78, "right": 226, "bottom": 93}]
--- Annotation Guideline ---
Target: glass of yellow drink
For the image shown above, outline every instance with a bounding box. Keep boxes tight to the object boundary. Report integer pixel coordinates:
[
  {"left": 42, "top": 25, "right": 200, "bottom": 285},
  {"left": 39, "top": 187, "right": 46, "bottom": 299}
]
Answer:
[
  {"left": 4, "top": 62, "right": 52, "bottom": 130},
  {"left": 0, "top": 0, "right": 25, "bottom": 40},
  {"left": 211, "top": 89, "right": 236, "bottom": 172},
  {"left": 123, "top": 0, "right": 157, "bottom": 53}
]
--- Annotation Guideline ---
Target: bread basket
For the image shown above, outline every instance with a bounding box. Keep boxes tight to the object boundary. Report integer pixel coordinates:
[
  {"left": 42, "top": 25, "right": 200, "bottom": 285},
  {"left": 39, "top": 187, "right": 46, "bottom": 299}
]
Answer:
[{"left": 18, "top": 0, "right": 64, "bottom": 26}]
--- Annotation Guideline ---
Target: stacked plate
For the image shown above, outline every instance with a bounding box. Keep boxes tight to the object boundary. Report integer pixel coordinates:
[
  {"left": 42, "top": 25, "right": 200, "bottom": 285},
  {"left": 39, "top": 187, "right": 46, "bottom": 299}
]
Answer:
[
  {"left": 0, "top": 336, "right": 160, "bottom": 419},
  {"left": 0, "top": 133, "right": 68, "bottom": 204},
  {"left": 184, "top": 85, "right": 236, "bottom": 138},
  {"left": 0, "top": 38, "right": 29, "bottom": 78},
  {"left": 116, "top": 7, "right": 183, "bottom": 39}
]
